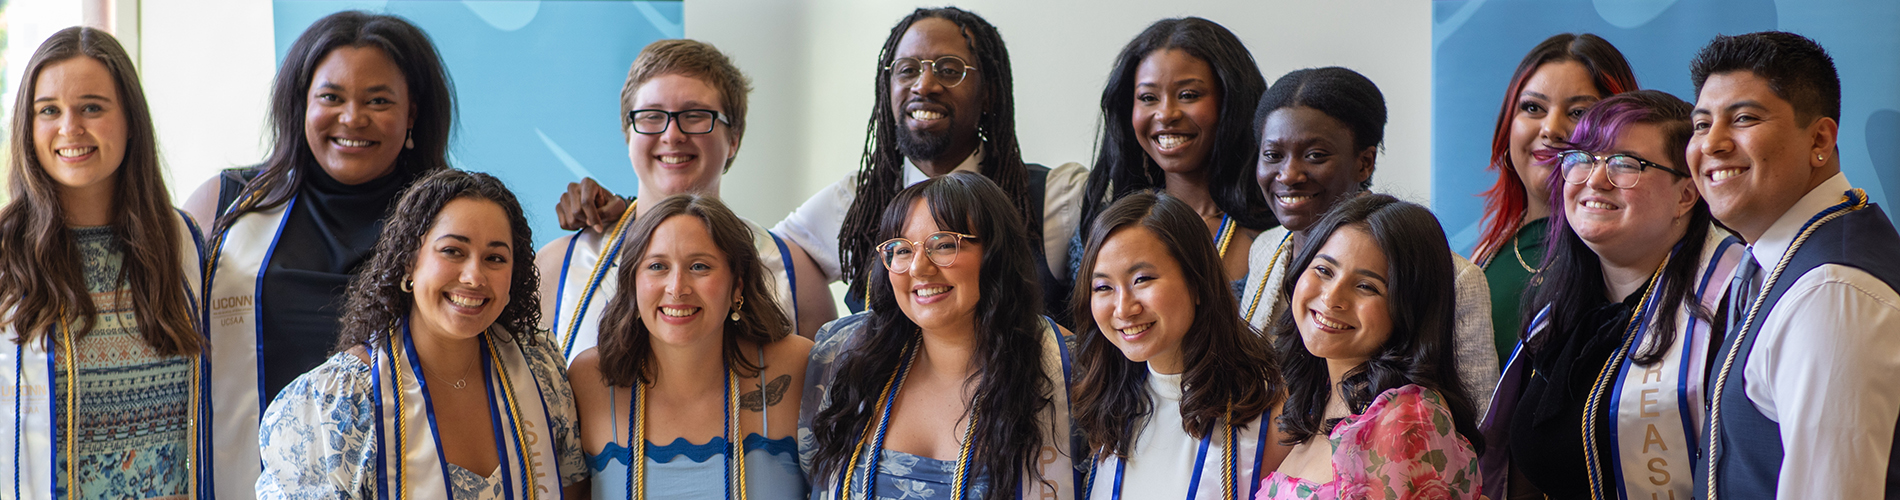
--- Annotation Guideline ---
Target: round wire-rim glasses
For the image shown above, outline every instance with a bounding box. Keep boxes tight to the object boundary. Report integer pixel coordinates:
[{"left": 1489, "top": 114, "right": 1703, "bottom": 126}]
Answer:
[
  {"left": 877, "top": 231, "right": 978, "bottom": 274},
  {"left": 1557, "top": 149, "right": 1690, "bottom": 189},
  {"left": 885, "top": 56, "right": 977, "bottom": 88}
]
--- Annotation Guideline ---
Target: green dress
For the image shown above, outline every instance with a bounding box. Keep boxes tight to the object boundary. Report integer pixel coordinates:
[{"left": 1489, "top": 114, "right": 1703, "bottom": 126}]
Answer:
[{"left": 1482, "top": 217, "right": 1547, "bottom": 363}]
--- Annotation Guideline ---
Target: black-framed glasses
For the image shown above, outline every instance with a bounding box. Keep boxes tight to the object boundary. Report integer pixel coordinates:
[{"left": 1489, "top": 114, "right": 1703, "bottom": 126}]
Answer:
[
  {"left": 1557, "top": 150, "right": 1690, "bottom": 189},
  {"left": 876, "top": 231, "right": 978, "bottom": 273},
  {"left": 627, "top": 109, "right": 729, "bottom": 135},
  {"left": 884, "top": 56, "right": 976, "bottom": 88}
]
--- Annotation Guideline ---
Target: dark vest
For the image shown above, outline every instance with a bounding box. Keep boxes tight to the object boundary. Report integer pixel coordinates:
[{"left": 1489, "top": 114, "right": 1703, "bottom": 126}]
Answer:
[{"left": 1697, "top": 193, "right": 1900, "bottom": 499}]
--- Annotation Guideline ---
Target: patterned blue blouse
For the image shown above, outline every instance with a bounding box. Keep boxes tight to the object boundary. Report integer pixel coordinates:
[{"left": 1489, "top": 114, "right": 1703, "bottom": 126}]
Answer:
[{"left": 256, "top": 335, "right": 588, "bottom": 499}]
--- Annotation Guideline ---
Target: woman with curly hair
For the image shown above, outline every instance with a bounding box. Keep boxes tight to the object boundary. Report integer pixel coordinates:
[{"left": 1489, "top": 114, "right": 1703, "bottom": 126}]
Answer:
[
  {"left": 1072, "top": 191, "right": 1288, "bottom": 498},
  {"left": 566, "top": 194, "right": 812, "bottom": 499},
  {"left": 799, "top": 172, "right": 1078, "bottom": 500},
  {"left": 1258, "top": 194, "right": 1483, "bottom": 499},
  {"left": 257, "top": 170, "right": 586, "bottom": 498},
  {"left": 1, "top": 27, "right": 211, "bottom": 499}
]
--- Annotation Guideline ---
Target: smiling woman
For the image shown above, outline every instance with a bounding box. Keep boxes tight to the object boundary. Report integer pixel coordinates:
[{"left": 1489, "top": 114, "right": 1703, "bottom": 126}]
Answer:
[{"left": 257, "top": 169, "right": 588, "bottom": 499}]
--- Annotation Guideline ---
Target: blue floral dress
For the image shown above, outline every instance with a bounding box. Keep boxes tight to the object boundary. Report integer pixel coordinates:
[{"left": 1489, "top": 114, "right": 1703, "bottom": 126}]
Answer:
[{"left": 256, "top": 335, "right": 588, "bottom": 499}]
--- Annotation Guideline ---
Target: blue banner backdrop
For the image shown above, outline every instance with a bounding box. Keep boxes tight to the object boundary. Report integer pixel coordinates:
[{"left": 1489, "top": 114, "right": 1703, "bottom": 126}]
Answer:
[
  {"left": 1432, "top": 0, "right": 1899, "bottom": 255},
  {"left": 274, "top": 0, "right": 682, "bottom": 247}
]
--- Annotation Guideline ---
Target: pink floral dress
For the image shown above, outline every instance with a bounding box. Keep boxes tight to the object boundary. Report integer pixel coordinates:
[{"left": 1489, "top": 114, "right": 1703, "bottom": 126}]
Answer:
[{"left": 1258, "top": 385, "right": 1480, "bottom": 499}]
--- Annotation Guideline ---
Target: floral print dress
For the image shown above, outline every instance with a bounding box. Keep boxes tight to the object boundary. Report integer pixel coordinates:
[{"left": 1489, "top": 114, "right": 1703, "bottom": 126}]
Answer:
[{"left": 1258, "top": 385, "right": 1480, "bottom": 499}]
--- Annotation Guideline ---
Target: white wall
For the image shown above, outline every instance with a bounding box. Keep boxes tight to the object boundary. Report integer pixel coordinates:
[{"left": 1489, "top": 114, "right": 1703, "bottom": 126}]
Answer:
[{"left": 59, "top": 0, "right": 1428, "bottom": 222}]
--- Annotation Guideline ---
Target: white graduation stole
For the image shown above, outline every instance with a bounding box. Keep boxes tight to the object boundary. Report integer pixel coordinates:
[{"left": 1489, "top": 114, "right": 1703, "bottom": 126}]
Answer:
[
  {"left": 1608, "top": 230, "right": 1745, "bottom": 499},
  {"left": 203, "top": 197, "right": 296, "bottom": 500},
  {"left": 370, "top": 323, "right": 561, "bottom": 499},
  {"left": 3, "top": 210, "right": 208, "bottom": 500},
  {"left": 551, "top": 204, "right": 796, "bottom": 363}
]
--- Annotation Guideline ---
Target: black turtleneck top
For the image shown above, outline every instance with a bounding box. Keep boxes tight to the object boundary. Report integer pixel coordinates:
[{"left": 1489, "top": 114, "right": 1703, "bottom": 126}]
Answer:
[{"left": 217, "top": 165, "right": 423, "bottom": 402}]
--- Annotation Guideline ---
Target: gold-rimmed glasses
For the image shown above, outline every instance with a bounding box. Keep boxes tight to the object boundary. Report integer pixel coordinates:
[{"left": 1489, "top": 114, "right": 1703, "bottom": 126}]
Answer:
[{"left": 876, "top": 231, "right": 978, "bottom": 273}]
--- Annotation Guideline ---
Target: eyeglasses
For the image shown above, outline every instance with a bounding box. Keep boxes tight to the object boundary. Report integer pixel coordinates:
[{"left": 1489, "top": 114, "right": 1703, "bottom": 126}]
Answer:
[
  {"left": 627, "top": 109, "right": 730, "bottom": 135},
  {"left": 876, "top": 231, "right": 978, "bottom": 274},
  {"left": 885, "top": 56, "right": 976, "bottom": 88},
  {"left": 1557, "top": 150, "right": 1690, "bottom": 189}
]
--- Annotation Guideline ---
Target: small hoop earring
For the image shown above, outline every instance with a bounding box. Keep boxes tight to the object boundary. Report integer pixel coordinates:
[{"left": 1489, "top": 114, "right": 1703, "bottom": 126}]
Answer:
[
  {"left": 400, "top": 276, "right": 414, "bottom": 293},
  {"left": 405, "top": 129, "right": 415, "bottom": 150},
  {"left": 729, "top": 296, "right": 744, "bottom": 322}
]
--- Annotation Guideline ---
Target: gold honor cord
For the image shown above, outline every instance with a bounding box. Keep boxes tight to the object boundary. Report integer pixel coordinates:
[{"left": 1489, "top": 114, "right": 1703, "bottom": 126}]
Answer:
[
  {"left": 486, "top": 339, "right": 540, "bottom": 500},
  {"left": 389, "top": 329, "right": 540, "bottom": 500},
  {"left": 1704, "top": 190, "right": 1867, "bottom": 499},
  {"left": 1579, "top": 253, "right": 1673, "bottom": 499},
  {"left": 1221, "top": 408, "right": 1236, "bottom": 500},
  {"left": 628, "top": 370, "right": 750, "bottom": 500},
  {"left": 1214, "top": 215, "right": 1237, "bottom": 259},
  {"left": 1242, "top": 234, "right": 1294, "bottom": 323},
  {"left": 561, "top": 201, "right": 640, "bottom": 353},
  {"left": 837, "top": 342, "right": 978, "bottom": 500},
  {"left": 59, "top": 315, "right": 76, "bottom": 499}
]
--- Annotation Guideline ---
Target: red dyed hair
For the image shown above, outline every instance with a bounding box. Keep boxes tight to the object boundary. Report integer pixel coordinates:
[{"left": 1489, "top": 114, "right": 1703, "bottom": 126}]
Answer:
[{"left": 1472, "top": 33, "right": 1637, "bottom": 265}]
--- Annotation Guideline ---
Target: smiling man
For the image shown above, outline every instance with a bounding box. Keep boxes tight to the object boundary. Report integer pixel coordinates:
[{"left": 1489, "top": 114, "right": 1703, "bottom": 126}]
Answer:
[
  {"left": 1688, "top": 32, "right": 1900, "bottom": 500},
  {"left": 772, "top": 7, "right": 1088, "bottom": 316}
]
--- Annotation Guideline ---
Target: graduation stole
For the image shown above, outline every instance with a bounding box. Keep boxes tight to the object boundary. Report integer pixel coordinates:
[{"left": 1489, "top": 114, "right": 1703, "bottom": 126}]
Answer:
[
  {"left": 1583, "top": 230, "right": 1746, "bottom": 499},
  {"left": 370, "top": 320, "right": 561, "bottom": 499},
  {"left": 3, "top": 210, "right": 209, "bottom": 500},
  {"left": 821, "top": 319, "right": 1076, "bottom": 500},
  {"left": 202, "top": 194, "right": 295, "bottom": 500}
]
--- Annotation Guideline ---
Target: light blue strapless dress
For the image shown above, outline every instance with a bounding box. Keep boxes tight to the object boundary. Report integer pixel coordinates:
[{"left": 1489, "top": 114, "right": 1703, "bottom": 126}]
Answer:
[{"left": 588, "top": 434, "right": 806, "bottom": 499}]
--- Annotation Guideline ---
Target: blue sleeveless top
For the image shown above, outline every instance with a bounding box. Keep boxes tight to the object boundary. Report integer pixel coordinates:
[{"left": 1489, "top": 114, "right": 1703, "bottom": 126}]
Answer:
[{"left": 588, "top": 434, "right": 805, "bottom": 500}]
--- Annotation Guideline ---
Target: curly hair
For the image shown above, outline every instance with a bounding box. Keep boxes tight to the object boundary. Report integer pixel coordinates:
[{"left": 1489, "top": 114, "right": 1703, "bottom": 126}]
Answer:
[
  {"left": 1076, "top": 17, "right": 1274, "bottom": 243},
  {"left": 1271, "top": 194, "right": 1482, "bottom": 450},
  {"left": 1070, "top": 191, "right": 1281, "bottom": 459},
  {"left": 216, "top": 10, "right": 455, "bottom": 233},
  {"left": 334, "top": 169, "right": 540, "bottom": 351},
  {"left": 838, "top": 7, "right": 1036, "bottom": 297},
  {"left": 809, "top": 172, "right": 1051, "bottom": 500},
  {"left": 593, "top": 194, "right": 793, "bottom": 387},
  {"left": 0, "top": 27, "right": 200, "bottom": 356}
]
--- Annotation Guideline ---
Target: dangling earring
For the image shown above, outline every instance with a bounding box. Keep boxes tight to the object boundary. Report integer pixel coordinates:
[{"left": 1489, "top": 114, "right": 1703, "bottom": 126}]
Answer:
[
  {"left": 729, "top": 296, "right": 744, "bottom": 322},
  {"left": 400, "top": 276, "right": 414, "bottom": 292},
  {"left": 404, "top": 129, "right": 415, "bottom": 150}
]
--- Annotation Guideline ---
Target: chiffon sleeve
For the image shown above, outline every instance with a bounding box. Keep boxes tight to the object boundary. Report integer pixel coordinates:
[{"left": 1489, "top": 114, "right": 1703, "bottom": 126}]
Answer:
[
  {"left": 1331, "top": 385, "right": 1481, "bottom": 500},
  {"left": 796, "top": 313, "right": 868, "bottom": 478},
  {"left": 256, "top": 353, "right": 378, "bottom": 500},
  {"left": 521, "top": 332, "right": 592, "bottom": 487}
]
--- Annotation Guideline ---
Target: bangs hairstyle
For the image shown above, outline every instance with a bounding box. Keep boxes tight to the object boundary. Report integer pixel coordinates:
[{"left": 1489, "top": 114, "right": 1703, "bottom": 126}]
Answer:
[
  {"left": 1077, "top": 17, "right": 1274, "bottom": 241},
  {"left": 1473, "top": 33, "right": 1637, "bottom": 266},
  {"left": 619, "top": 39, "right": 754, "bottom": 171},
  {"left": 808, "top": 172, "right": 1050, "bottom": 500},
  {"left": 1252, "top": 66, "right": 1388, "bottom": 189},
  {"left": 1, "top": 26, "right": 201, "bottom": 356},
  {"left": 594, "top": 194, "right": 793, "bottom": 387},
  {"left": 1270, "top": 194, "right": 1481, "bottom": 450},
  {"left": 1070, "top": 191, "right": 1281, "bottom": 459},
  {"left": 839, "top": 7, "right": 1037, "bottom": 298},
  {"left": 1690, "top": 31, "right": 1841, "bottom": 123},
  {"left": 1524, "top": 90, "right": 1714, "bottom": 365},
  {"left": 216, "top": 10, "right": 455, "bottom": 233},
  {"left": 334, "top": 170, "right": 539, "bottom": 352}
]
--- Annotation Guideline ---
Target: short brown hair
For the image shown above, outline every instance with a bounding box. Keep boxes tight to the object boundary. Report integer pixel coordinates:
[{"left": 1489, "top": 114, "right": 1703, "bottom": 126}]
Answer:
[{"left": 619, "top": 39, "right": 753, "bottom": 171}]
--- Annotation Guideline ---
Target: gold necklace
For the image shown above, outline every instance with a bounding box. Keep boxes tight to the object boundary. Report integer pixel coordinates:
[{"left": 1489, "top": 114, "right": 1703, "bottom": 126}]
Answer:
[{"left": 1512, "top": 230, "right": 1543, "bottom": 274}]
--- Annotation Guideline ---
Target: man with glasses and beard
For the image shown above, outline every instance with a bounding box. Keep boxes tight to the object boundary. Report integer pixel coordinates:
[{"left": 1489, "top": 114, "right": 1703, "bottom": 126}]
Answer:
[{"left": 773, "top": 7, "right": 1088, "bottom": 316}]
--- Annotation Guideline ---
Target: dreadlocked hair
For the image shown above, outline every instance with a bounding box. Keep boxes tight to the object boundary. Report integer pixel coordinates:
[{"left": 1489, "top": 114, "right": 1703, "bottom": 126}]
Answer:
[{"left": 838, "top": 7, "right": 1035, "bottom": 293}]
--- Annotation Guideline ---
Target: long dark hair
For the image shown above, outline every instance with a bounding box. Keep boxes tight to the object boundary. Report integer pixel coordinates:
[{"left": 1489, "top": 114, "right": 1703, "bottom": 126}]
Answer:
[
  {"left": 215, "top": 10, "right": 455, "bottom": 232},
  {"left": 838, "top": 7, "right": 1035, "bottom": 293},
  {"left": 1272, "top": 194, "right": 1482, "bottom": 449},
  {"left": 809, "top": 172, "right": 1050, "bottom": 500},
  {"left": 1522, "top": 90, "right": 1712, "bottom": 365},
  {"left": 1473, "top": 33, "right": 1636, "bottom": 265},
  {"left": 0, "top": 27, "right": 200, "bottom": 356},
  {"left": 1076, "top": 17, "right": 1273, "bottom": 242},
  {"left": 594, "top": 194, "right": 793, "bottom": 387},
  {"left": 334, "top": 170, "right": 539, "bottom": 351},
  {"left": 1070, "top": 191, "right": 1280, "bottom": 458}
]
